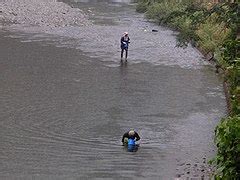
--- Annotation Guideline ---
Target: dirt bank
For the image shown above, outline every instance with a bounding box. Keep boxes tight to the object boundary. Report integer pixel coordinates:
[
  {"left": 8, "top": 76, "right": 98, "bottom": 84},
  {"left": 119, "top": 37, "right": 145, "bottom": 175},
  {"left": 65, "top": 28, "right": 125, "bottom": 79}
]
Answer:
[{"left": 0, "top": 0, "right": 90, "bottom": 27}]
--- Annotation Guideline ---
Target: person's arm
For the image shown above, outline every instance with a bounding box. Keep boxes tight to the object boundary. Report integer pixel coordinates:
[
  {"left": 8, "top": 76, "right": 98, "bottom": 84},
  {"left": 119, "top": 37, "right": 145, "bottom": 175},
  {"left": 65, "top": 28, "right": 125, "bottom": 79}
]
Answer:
[
  {"left": 122, "top": 132, "right": 128, "bottom": 143},
  {"left": 135, "top": 132, "right": 140, "bottom": 141},
  {"left": 120, "top": 37, "right": 124, "bottom": 45}
]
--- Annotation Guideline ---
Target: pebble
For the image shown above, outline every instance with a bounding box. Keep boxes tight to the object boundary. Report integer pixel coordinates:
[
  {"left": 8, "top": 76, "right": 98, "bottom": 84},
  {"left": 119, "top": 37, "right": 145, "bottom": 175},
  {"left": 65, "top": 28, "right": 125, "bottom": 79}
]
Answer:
[
  {"left": 0, "top": 0, "right": 90, "bottom": 27},
  {"left": 175, "top": 156, "right": 215, "bottom": 179}
]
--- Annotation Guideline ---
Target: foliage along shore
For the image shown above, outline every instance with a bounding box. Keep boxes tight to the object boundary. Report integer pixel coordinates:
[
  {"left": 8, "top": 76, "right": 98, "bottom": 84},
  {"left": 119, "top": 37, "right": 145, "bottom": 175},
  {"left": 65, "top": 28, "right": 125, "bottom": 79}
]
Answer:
[{"left": 136, "top": 0, "right": 239, "bottom": 179}]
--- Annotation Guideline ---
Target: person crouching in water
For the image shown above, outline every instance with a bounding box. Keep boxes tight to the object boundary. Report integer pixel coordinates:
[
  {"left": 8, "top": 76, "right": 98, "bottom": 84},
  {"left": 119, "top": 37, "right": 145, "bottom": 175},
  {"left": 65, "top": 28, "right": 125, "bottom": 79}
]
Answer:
[
  {"left": 120, "top": 32, "right": 130, "bottom": 61},
  {"left": 122, "top": 129, "right": 140, "bottom": 145}
]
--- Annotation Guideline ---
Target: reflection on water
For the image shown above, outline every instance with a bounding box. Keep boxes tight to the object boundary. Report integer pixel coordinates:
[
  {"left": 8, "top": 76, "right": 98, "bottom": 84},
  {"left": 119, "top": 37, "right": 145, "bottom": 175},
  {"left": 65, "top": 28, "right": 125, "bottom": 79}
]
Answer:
[
  {"left": 120, "top": 60, "right": 128, "bottom": 67},
  {"left": 126, "top": 145, "right": 139, "bottom": 152}
]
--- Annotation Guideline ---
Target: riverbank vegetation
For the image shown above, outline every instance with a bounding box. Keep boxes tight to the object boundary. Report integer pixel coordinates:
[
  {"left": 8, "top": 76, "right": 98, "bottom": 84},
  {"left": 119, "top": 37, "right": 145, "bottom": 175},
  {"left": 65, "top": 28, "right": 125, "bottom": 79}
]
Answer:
[{"left": 136, "top": 0, "right": 239, "bottom": 178}]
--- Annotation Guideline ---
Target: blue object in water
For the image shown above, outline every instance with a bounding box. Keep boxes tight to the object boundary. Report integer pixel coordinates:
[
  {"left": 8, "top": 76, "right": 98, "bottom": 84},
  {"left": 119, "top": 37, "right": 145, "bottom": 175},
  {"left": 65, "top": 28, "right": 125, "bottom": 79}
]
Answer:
[{"left": 128, "top": 138, "right": 135, "bottom": 145}]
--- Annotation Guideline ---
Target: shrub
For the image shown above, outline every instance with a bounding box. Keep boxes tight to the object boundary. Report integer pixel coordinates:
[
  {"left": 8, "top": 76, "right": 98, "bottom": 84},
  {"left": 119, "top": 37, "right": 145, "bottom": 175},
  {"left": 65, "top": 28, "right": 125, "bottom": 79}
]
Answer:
[
  {"left": 196, "top": 18, "right": 231, "bottom": 53},
  {"left": 145, "top": 2, "right": 184, "bottom": 25},
  {"left": 214, "top": 116, "right": 240, "bottom": 179},
  {"left": 136, "top": 2, "right": 148, "bottom": 13}
]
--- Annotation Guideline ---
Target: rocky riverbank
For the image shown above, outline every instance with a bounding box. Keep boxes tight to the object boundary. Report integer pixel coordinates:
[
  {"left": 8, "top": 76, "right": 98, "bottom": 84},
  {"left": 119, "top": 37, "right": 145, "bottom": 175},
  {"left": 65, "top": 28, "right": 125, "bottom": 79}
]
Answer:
[{"left": 0, "top": 0, "right": 90, "bottom": 27}]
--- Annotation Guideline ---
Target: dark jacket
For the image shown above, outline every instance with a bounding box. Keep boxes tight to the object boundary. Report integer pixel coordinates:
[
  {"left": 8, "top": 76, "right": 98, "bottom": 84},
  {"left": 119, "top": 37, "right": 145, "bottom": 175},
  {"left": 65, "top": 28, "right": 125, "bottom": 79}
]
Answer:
[
  {"left": 120, "top": 36, "right": 130, "bottom": 49},
  {"left": 122, "top": 131, "right": 140, "bottom": 143}
]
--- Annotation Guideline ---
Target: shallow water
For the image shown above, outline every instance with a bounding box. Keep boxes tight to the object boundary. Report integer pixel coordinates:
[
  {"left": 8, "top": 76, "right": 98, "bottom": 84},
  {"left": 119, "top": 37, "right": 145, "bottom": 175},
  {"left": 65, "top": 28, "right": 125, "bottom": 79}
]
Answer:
[{"left": 0, "top": 1, "right": 226, "bottom": 179}]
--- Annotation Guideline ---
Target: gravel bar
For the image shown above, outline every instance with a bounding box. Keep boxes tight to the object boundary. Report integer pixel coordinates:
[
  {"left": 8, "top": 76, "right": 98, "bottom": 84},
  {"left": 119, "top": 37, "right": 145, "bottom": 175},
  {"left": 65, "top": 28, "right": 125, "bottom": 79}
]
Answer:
[{"left": 0, "top": 0, "right": 90, "bottom": 27}]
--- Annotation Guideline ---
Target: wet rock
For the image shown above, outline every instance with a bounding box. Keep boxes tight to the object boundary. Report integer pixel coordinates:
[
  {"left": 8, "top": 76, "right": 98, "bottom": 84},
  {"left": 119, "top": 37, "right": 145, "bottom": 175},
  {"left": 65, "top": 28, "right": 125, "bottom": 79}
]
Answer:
[
  {"left": 175, "top": 157, "right": 216, "bottom": 179},
  {"left": 176, "top": 174, "right": 181, "bottom": 178},
  {"left": 178, "top": 162, "right": 185, "bottom": 166}
]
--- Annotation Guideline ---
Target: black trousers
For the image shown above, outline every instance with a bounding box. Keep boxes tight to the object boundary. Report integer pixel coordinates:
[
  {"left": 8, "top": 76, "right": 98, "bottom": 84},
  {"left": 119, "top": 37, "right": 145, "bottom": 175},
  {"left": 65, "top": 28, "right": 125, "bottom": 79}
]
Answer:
[{"left": 121, "top": 48, "right": 128, "bottom": 59}]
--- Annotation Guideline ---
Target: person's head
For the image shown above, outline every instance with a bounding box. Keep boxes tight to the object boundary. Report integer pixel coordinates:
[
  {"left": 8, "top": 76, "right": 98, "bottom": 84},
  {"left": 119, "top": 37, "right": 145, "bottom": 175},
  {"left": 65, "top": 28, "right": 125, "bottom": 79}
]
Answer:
[
  {"left": 128, "top": 130, "right": 135, "bottom": 136},
  {"left": 124, "top": 32, "right": 128, "bottom": 37}
]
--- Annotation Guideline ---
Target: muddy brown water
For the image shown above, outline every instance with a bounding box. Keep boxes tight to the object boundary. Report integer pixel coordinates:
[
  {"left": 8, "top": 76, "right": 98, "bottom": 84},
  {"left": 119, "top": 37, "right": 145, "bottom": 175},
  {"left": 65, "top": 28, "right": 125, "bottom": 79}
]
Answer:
[{"left": 0, "top": 0, "right": 226, "bottom": 179}]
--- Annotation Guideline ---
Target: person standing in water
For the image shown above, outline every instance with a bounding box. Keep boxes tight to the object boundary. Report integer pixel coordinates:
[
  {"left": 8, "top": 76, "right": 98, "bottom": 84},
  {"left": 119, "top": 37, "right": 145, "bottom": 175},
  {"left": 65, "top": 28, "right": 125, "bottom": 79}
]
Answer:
[
  {"left": 122, "top": 130, "right": 140, "bottom": 144},
  {"left": 120, "top": 32, "right": 130, "bottom": 61}
]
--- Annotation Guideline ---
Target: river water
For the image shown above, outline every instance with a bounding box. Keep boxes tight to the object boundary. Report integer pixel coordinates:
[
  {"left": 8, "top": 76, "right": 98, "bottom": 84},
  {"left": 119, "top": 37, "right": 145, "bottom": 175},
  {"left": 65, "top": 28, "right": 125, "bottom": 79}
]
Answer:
[{"left": 0, "top": 0, "right": 226, "bottom": 179}]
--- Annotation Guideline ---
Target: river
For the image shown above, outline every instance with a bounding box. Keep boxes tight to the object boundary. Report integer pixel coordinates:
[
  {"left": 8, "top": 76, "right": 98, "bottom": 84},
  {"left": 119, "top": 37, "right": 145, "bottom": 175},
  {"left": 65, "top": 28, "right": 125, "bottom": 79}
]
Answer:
[{"left": 0, "top": 0, "right": 226, "bottom": 179}]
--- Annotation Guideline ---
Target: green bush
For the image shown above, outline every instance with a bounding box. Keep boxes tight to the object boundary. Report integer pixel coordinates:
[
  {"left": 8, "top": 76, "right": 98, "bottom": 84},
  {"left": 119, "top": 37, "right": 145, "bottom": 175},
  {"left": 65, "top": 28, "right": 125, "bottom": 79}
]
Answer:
[
  {"left": 145, "top": 3, "right": 166, "bottom": 23},
  {"left": 196, "top": 19, "right": 231, "bottom": 53},
  {"left": 214, "top": 116, "right": 240, "bottom": 179},
  {"left": 222, "top": 39, "right": 240, "bottom": 66},
  {"left": 145, "top": 2, "right": 184, "bottom": 25},
  {"left": 136, "top": 2, "right": 148, "bottom": 13}
]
